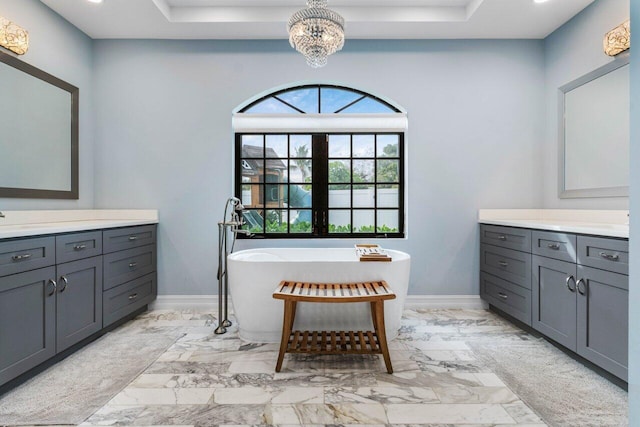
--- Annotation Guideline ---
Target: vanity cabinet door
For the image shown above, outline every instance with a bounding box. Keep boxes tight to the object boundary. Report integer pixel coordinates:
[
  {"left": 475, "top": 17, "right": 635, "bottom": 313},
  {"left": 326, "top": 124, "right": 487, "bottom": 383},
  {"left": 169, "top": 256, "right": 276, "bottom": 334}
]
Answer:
[
  {"left": 56, "top": 256, "right": 103, "bottom": 353},
  {"left": 532, "top": 255, "right": 577, "bottom": 351},
  {"left": 0, "top": 267, "right": 56, "bottom": 387},
  {"left": 576, "top": 265, "right": 628, "bottom": 380}
]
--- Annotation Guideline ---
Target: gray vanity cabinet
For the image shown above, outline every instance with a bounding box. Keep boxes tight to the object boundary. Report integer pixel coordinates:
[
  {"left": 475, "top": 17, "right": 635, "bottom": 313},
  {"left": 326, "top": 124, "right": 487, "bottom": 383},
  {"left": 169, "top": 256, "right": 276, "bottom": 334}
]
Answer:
[
  {"left": 575, "top": 236, "right": 629, "bottom": 380},
  {"left": 0, "top": 224, "right": 157, "bottom": 389},
  {"left": 102, "top": 225, "right": 158, "bottom": 327},
  {"left": 0, "top": 267, "right": 56, "bottom": 386},
  {"left": 55, "top": 256, "right": 103, "bottom": 352},
  {"left": 532, "top": 255, "right": 578, "bottom": 351},
  {"left": 481, "top": 225, "right": 629, "bottom": 381},
  {"left": 479, "top": 225, "right": 532, "bottom": 325}
]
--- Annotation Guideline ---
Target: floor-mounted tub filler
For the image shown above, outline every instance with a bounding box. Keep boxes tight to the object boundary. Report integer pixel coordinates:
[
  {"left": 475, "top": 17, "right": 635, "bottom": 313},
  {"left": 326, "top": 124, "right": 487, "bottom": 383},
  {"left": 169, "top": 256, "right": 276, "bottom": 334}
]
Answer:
[
  {"left": 227, "top": 248, "right": 411, "bottom": 342},
  {"left": 215, "top": 197, "right": 251, "bottom": 334}
]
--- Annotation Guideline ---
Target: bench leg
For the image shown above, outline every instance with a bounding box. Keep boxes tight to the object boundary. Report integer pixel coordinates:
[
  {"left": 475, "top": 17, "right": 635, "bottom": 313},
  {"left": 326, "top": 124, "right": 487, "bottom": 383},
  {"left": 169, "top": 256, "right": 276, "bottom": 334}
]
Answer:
[
  {"left": 276, "top": 300, "right": 296, "bottom": 372},
  {"left": 371, "top": 301, "right": 393, "bottom": 374}
]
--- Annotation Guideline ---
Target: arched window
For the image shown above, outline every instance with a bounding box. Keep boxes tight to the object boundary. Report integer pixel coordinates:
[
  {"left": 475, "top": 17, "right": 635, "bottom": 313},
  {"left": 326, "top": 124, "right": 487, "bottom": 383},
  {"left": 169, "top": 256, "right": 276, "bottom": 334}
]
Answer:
[{"left": 234, "top": 84, "right": 406, "bottom": 238}]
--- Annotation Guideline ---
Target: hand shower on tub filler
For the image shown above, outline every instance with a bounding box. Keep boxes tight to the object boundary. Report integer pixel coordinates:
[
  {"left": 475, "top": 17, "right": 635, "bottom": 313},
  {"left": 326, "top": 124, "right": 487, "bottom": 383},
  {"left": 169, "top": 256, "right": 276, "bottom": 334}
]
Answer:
[
  {"left": 221, "top": 197, "right": 252, "bottom": 239},
  {"left": 216, "top": 197, "right": 251, "bottom": 334}
]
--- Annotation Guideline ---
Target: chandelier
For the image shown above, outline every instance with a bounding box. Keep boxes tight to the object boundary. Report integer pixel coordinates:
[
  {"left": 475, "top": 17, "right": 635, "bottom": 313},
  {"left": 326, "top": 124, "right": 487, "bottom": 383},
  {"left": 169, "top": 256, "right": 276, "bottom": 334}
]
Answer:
[{"left": 288, "top": 0, "right": 345, "bottom": 68}]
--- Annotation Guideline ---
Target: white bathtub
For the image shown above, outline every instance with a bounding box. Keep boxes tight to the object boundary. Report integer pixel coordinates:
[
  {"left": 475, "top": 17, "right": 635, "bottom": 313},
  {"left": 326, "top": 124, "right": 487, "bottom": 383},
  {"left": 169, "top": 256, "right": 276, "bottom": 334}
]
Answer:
[{"left": 227, "top": 248, "right": 411, "bottom": 342}]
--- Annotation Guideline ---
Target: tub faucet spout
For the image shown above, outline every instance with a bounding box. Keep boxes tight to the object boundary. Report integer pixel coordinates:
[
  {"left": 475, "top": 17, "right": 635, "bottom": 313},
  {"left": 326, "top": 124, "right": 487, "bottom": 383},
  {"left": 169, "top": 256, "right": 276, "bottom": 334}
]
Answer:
[{"left": 0, "top": 211, "right": 5, "bottom": 218}]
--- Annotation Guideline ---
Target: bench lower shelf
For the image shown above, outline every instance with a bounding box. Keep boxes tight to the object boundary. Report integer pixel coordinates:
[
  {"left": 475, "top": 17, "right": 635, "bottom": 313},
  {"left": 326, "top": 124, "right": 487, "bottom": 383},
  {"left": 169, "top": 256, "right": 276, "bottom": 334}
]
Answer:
[{"left": 285, "top": 330, "right": 382, "bottom": 355}]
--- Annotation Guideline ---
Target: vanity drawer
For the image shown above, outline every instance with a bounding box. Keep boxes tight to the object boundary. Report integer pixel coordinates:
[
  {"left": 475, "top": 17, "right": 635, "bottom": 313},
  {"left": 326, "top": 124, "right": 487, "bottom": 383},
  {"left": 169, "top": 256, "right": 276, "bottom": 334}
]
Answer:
[
  {"left": 532, "top": 231, "right": 577, "bottom": 263},
  {"left": 103, "top": 244, "right": 156, "bottom": 290},
  {"left": 578, "top": 236, "right": 628, "bottom": 275},
  {"left": 0, "top": 237, "right": 55, "bottom": 277},
  {"left": 103, "top": 225, "right": 156, "bottom": 254},
  {"left": 56, "top": 231, "right": 103, "bottom": 264},
  {"left": 480, "top": 225, "right": 531, "bottom": 253},
  {"left": 103, "top": 273, "right": 156, "bottom": 327},
  {"left": 480, "top": 244, "right": 531, "bottom": 289},
  {"left": 481, "top": 272, "right": 531, "bottom": 326}
]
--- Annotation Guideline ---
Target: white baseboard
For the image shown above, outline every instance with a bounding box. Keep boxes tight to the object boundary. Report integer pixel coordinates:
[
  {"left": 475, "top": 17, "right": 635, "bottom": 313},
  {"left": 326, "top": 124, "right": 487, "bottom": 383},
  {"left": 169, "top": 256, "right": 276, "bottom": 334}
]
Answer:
[
  {"left": 150, "top": 295, "right": 218, "bottom": 311},
  {"left": 404, "top": 295, "right": 488, "bottom": 310},
  {"left": 150, "top": 294, "right": 488, "bottom": 311}
]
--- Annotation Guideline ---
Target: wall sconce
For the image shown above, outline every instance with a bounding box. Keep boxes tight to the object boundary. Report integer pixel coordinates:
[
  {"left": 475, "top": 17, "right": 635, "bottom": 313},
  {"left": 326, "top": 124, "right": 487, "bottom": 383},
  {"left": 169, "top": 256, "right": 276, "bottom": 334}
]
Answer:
[
  {"left": 0, "top": 15, "right": 29, "bottom": 55},
  {"left": 604, "top": 19, "right": 630, "bottom": 57}
]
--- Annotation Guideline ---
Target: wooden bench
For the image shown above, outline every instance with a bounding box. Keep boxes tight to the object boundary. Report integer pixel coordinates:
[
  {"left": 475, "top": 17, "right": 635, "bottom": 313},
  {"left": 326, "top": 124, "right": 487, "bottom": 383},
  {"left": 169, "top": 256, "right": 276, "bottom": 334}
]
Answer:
[{"left": 272, "top": 280, "right": 396, "bottom": 373}]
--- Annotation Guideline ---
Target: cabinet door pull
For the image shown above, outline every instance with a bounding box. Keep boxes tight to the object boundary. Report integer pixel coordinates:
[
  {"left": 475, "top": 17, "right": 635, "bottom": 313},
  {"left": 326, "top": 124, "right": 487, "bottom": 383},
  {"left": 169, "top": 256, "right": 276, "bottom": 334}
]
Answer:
[
  {"left": 599, "top": 252, "right": 619, "bottom": 261},
  {"left": 547, "top": 243, "right": 560, "bottom": 250},
  {"left": 498, "top": 292, "right": 508, "bottom": 300},
  {"left": 128, "top": 236, "right": 138, "bottom": 241},
  {"left": 498, "top": 260, "right": 508, "bottom": 267},
  {"left": 47, "top": 279, "right": 57, "bottom": 296},
  {"left": 128, "top": 293, "right": 138, "bottom": 300},
  {"left": 566, "top": 275, "right": 576, "bottom": 292},
  {"left": 576, "top": 278, "right": 586, "bottom": 296},
  {"left": 498, "top": 235, "right": 507, "bottom": 241},
  {"left": 11, "top": 253, "right": 32, "bottom": 262},
  {"left": 59, "top": 275, "right": 68, "bottom": 293},
  {"left": 129, "top": 262, "right": 138, "bottom": 269},
  {"left": 73, "top": 244, "right": 87, "bottom": 251}
]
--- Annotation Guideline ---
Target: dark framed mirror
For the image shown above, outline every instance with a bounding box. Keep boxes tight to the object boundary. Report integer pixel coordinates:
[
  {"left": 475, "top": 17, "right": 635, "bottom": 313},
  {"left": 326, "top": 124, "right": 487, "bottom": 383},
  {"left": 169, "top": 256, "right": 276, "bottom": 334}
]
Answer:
[{"left": 0, "top": 50, "right": 78, "bottom": 199}]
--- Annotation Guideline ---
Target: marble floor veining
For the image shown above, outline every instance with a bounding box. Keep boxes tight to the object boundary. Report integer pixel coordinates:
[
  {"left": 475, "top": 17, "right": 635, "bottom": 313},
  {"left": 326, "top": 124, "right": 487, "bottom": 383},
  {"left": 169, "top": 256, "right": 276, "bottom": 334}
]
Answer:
[{"left": 0, "top": 308, "right": 628, "bottom": 426}]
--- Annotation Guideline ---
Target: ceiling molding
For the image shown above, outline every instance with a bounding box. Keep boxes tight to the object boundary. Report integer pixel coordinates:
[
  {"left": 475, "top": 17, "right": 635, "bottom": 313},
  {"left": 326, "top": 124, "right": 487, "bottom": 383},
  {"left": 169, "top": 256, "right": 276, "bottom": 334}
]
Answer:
[{"left": 40, "top": 0, "right": 595, "bottom": 40}]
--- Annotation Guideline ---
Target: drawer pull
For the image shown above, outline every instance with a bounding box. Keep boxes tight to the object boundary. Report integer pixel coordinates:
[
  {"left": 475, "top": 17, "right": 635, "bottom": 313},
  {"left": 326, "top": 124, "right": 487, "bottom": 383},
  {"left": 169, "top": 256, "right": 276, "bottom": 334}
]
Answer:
[
  {"left": 599, "top": 252, "right": 619, "bottom": 261},
  {"left": 11, "top": 253, "right": 32, "bottom": 262},
  {"left": 498, "top": 292, "right": 508, "bottom": 300},
  {"left": 566, "top": 275, "right": 576, "bottom": 293},
  {"left": 73, "top": 244, "right": 87, "bottom": 251},
  {"left": 128, "top": 293, "right": 138, "bottom": 300},
  {"left": 576, "top": 278, "right": 586, "bottom": 296},
  {"left": 128, "top": 236, "right": 138, "bottom": 241},
  {"left": 498, "top": 235, "right": 507, "bottom": 241},
  {"left": 498, "top": 261, "right": 509, "bottom": 267},
  {"left": 59, "top": 275, "right": 68, "bottom": 293},
  {"left": 547, "top": 243, "right": 560, "bottom": 250},
  {"left": 47, "top": 279, "right": 57, "bottom": 296},
  {"left": 129, "top": 262, "right": 138, "bottom": 269}
]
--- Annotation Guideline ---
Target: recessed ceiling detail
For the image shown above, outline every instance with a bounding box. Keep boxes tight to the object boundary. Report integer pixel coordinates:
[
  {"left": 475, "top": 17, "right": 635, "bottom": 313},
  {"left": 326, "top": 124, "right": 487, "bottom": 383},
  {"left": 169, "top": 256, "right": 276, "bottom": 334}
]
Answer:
[{"left": 39, "top": 0, "right": 595, "bottom": 40}]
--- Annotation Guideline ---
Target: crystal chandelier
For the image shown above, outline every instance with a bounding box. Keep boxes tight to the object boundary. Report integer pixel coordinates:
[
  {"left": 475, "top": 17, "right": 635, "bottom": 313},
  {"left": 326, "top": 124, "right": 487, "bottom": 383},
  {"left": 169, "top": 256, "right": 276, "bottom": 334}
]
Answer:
[{"left": 288, "top": 0, "right": 345, "bottom": 68}]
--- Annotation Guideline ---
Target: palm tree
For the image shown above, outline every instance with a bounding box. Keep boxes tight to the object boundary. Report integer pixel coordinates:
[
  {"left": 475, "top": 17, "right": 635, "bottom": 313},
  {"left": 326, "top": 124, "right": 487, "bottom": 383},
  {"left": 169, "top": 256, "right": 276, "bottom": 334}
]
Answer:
[{"left": 292, "top": 145, "right": 311, "bottom": 182}]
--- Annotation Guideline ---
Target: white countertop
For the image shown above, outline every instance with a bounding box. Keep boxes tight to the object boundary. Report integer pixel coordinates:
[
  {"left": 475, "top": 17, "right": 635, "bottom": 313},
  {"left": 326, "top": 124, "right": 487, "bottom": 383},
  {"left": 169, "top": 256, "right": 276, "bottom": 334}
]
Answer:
[
  {"left": 478, "top": 209, "right": 629, "bottom": 239},
  {"left": 0, "top": 210, "right": 158, "bottom": 239}
]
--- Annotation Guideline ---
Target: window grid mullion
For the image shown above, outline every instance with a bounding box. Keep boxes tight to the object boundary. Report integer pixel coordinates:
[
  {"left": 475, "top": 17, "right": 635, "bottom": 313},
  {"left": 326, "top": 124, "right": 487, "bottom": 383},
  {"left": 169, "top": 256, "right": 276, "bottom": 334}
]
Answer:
[
  {"left": 350, "top": 134, "right": 354, "bottom": 233},
  {"left": 237, "top": 131, "right": 403, "bottom": 238}
]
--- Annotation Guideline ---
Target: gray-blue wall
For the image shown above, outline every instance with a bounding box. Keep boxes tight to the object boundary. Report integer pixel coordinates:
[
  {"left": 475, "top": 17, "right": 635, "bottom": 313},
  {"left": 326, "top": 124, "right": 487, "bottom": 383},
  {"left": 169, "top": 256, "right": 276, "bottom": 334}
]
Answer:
[
  {"left": 0, "top": 0, "right": 94, "bottom": 209},
  {"left": 628, "top": 0, "right": 638, "bottom": 422},
  {"left": 543, "top": 0, "right": 629, "bottom": 209},
  {"left": 92, "top": 39, "right": 545, "bottom": 296}
]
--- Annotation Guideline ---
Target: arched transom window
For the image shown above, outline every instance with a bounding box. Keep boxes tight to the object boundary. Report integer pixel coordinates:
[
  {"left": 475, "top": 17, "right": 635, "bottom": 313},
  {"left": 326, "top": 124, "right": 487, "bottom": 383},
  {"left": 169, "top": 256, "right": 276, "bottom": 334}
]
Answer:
[{"left": 234, "top": 84, "right": 406, "bottom": 238}]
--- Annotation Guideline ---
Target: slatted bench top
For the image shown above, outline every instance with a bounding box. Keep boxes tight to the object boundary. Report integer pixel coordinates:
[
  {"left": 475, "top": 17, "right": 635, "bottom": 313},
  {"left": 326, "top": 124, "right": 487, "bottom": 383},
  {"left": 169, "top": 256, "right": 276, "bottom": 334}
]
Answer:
[{"left": 273, "top": 280, "right": 396, "bottom": 303}]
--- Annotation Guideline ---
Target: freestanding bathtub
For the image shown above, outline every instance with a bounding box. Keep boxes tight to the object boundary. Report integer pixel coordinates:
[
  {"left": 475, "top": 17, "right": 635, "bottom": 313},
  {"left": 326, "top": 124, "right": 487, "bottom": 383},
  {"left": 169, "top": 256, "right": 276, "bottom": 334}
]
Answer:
[{"left": 227, "top": 248, "right": 411, "bottom": 343}]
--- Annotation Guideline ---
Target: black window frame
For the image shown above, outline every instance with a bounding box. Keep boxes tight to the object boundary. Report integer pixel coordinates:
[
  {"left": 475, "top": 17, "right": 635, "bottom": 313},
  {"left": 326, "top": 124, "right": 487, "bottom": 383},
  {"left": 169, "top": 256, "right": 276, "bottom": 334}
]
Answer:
[{"left": 235, "top": 132, "right": 405, "bottom": 239}]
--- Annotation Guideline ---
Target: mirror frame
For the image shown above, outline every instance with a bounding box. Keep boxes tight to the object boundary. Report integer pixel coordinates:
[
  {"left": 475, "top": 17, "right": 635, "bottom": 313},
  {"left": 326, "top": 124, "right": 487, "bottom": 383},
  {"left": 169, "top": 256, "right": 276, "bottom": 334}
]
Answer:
[
  {"left": 0, "top": 50, "right": 79, "bottom": 199},
  {"left": 558, "top": 54, "right": 629, "bottom": 199}
]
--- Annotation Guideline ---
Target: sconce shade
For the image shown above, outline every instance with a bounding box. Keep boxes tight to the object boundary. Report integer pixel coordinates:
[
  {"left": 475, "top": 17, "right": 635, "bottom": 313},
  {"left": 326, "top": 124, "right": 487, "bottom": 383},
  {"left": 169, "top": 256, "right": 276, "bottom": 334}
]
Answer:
[
  {"left": 604, "top": 19, "right": 630, "bottom": 57},
  {"left": 0, "top": 16, "right": 29, "bottom": 55}
]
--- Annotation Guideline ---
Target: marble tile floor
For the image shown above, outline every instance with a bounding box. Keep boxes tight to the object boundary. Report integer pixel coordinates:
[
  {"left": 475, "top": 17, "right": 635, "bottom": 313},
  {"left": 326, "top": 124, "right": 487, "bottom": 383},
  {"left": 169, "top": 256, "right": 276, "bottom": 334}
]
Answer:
[{"left": 3, "top": 308, "right": 625, "bottom": 426}]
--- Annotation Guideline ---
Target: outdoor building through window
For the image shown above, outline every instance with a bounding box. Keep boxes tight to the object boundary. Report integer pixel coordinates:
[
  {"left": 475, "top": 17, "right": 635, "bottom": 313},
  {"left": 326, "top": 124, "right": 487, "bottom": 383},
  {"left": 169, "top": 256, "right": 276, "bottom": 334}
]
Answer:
[{"left": 234, "top": 84, "right": 406, "bottom": 238}]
